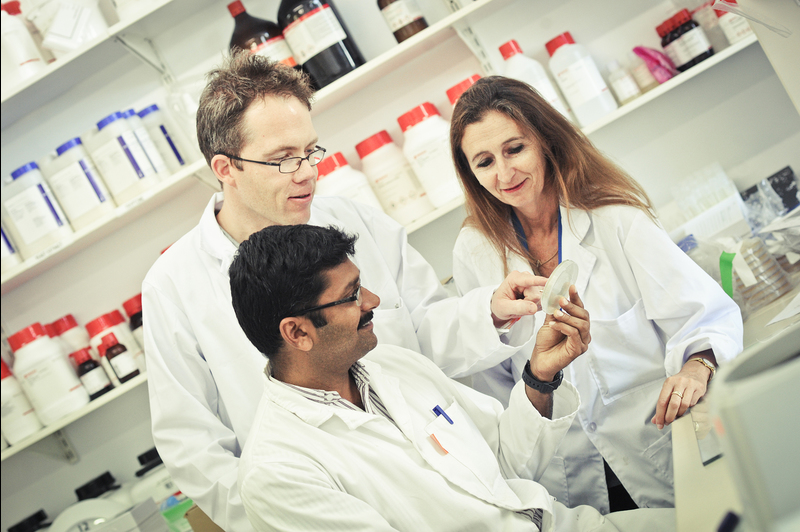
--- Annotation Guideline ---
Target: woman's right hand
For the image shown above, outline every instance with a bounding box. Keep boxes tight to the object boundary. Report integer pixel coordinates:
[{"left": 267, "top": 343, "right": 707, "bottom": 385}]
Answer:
[{"left": 490, "top": 270, "right": 548, "bottom": 328}]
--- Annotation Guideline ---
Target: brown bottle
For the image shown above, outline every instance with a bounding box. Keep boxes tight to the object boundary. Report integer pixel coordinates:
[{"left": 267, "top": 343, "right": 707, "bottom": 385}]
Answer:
[
  {"left": 99, "top": 333, "right": 140, "bottom": 384},
  {"left": 228, "top": 0, "right": 297, "bottom": 67},
  {"left": 377, "top": 0, "right": 428, "bottom": 43}
]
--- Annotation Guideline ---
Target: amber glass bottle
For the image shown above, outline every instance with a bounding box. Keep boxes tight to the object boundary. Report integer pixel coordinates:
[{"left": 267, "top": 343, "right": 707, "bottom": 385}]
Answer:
[{"left": 377, "top": 0, "right": 428, "bottom": 43}]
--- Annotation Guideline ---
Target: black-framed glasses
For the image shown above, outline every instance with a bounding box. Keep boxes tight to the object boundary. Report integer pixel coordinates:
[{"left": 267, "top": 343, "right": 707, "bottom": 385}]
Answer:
[
  {"left": 220, "top": 146, "right": 326, "bottom": 174},
  {"left": 295, "top": 286, "right": 362, "bottom": 316}
]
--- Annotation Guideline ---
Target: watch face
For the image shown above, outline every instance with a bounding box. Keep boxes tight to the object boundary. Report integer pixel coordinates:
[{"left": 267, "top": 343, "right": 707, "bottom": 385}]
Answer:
[{"left": 541, "top": 260, "right": 579, "bottom": 314}]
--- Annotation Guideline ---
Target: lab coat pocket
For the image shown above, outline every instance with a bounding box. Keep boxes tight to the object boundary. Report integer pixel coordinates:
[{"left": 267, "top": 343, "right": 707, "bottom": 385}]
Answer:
[
  {"left": 643, "top": 429, "right": 673, "bottom": 480},
  {"left": 588, "top": 299, "right": 666, "bottom": 404}
]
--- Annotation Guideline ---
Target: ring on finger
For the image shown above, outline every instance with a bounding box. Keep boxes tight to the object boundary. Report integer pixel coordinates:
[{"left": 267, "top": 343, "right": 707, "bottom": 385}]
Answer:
[{"left": 671, "top": 391, "right": 683, "bottom": 399}]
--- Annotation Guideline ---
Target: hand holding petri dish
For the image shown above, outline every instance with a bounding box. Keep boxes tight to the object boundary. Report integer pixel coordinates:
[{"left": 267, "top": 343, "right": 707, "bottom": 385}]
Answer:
[{"left": 541, "top": 260, "right": 579, "bottom": 314}]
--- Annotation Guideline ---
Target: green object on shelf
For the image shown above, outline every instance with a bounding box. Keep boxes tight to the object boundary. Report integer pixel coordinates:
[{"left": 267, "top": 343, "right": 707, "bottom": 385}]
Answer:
[
  {"left": 720, "top": 251, "right": 736, "bottom": 298},
  {"left": 161, "top": 497, "right": 195, "bottom": 532}
]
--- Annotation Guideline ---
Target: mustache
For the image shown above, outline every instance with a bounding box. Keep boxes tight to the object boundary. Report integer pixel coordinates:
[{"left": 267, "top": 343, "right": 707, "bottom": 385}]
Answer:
[{"left": 358, "top": 311, "right": 374, "bottom": 328}]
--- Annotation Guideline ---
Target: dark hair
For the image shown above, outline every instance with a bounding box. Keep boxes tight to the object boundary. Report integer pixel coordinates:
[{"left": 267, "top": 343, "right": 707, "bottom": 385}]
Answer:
[
  {"left": 229, "top": 225, "right": 357, "bottom": 359},
  {"left": 450, "top": 76, "right": 654, "bottom": 276},
  {"left": 196, "top": 50, "right": 315, "bottom": 169}
]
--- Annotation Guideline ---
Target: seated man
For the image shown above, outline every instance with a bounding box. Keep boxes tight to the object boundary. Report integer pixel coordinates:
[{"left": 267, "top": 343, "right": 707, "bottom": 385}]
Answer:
[{"left": 229, "top": 225, "right": 675, "bottom": 532}]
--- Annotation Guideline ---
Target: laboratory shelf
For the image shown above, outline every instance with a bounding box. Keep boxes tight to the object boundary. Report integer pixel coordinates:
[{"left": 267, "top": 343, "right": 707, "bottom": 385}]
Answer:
[
  {"left": 407, "top": 196, "right": 466, "bottom": 234},
  {"left": 0, "top": 159, "right": 211, "bottom": 295},
  {"left": 0, "top": 373, "right": 148, "bottom": 462}
]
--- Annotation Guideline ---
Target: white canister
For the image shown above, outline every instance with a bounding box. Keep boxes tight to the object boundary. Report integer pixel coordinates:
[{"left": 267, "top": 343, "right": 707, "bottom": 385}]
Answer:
[
  {"left": 86, "top": 310, "right": 145, "bottom": 378},
  {"left": 606, "top": 60, "right": 641, "bottom": 106},
  {"left": 1, "top": 162, "right": 73, "bottom": 260},
  {"left": 137, "top": 104, "right": 188, "bottom": 174},
  {"left": 546, "top": 32, "right": 618, "bottom": 128},
  {"left": 355, "top": 131, "right": 434, "bottom": 226},
  {"left": 44, "top": 321, "right": 73, "bottom": 363},
  {"left": 8, "top": 323, "right": 90, "bottom": 426},
  {"left": 122, "top": 109, "right": 170, "bottom": 179},
  {"left": 0, "top": 8, "right": 45, "bottom": 83},
  {"left": 716, "top": 8, "right": 753, "bottom": 45},
  {"left": 51, "top": 314, "right": 92, "bottom": 355},
  {"left": 1, "top": 358, "right": 44, "bottom": 444},
  {"left": 315, "top": 152, "right": 384, "bottom": 212},
  {"left": 83, "top": 111, "right": 160, "bottom": 205},
  {"left": 446, "top": 74, "right": 481, "bottom": 107},
  {"left": 1, "top": 224, "right": 22, "bottom": 272},
  {"left": 397, "top": 103, "right": 464, "bottom": 208},
  {"left": 499, "top": 39, "right": 571, "bottom": 120},
  {"left": 38, "top": 138, "right": 116, "bottom": 231}
]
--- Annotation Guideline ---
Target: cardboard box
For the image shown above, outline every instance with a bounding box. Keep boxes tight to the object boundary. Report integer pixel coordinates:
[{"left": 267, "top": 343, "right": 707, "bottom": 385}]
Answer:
[{"left": 184, "top": 505, "right": 225, "bottom": 532}]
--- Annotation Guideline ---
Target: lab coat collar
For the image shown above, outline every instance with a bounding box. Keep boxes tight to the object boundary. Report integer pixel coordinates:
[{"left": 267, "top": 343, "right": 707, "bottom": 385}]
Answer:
[
  {"left": 198, "top": 192, "right": 238, "bottom": 275},
  {"left": 560, "top": 206, "right": 596, "bottom": 297}
]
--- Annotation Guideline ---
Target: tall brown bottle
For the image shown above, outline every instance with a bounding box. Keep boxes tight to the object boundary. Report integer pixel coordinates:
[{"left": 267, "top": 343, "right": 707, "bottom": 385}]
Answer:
[
  {"left": 228, "top": 0, "right": 297, "bottom": 67},
  {"left": 377, "top": 0, "right": 428, "bottom": 43}
]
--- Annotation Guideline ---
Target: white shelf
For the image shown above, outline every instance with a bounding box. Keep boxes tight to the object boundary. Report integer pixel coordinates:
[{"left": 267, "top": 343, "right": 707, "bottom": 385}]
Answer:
[
  {"left": 407, "top": 196, "right": 466, "bottom": 234},
  {"left": 0, "top": 373, "right": 148, "bottom": 462},
  {"left": 0, "top": 159, "right": 210, "bottom": 295}
]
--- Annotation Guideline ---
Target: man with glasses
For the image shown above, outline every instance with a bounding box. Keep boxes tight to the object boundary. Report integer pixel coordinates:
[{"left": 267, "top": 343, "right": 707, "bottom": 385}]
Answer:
[{"left": 142, "top": 52, "right": 546, "bottom": 531}]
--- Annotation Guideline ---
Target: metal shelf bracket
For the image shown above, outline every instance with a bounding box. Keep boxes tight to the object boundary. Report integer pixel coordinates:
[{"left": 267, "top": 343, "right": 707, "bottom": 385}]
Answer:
[
  {"left": 29, "top": 430, "right": 80, "bottom": 464},
  {"left": 115, "top": 34, "right": 176, "bottom": 85}
]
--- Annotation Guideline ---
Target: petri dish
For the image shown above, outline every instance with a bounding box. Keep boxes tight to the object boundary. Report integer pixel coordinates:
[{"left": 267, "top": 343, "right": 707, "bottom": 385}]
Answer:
[{"left": 541, "top": 259, "right": 579, "bottom": 314}]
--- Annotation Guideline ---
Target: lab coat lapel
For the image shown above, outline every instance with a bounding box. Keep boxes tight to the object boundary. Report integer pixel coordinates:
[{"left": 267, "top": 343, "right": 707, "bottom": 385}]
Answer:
[{"left": 561, "top": 207, "right": 596, "bottom": 297}]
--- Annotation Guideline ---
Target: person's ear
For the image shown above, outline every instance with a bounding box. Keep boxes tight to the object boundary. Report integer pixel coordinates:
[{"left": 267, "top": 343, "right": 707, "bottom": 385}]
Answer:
[
  {"left": 279, "top": 317, "right": 315, "bottom": 352},
  {"left": 211, "top": 154, "right": 238, "bottom": 189}
]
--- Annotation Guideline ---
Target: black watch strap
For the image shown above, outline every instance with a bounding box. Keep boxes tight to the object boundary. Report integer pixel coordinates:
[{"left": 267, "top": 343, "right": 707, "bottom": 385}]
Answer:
[{"left": 522, "top": 361, "right": 563, "bottom": 394}]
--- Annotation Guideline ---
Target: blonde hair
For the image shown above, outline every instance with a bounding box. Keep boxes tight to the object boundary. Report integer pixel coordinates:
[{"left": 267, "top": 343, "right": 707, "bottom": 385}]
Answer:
[{"left": 450, "top": 76, "right": 655, "bottom": 275}]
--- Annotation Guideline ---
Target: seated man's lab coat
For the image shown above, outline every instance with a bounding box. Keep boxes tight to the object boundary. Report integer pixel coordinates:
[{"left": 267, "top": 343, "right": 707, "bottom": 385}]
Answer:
[{"left": 239, "top": 344, "right": 675, "bottom": 532}]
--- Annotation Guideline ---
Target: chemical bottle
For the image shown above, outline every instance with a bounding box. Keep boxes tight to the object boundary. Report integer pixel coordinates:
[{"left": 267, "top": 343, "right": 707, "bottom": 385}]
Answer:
[
  {"left": 44, "top": 321, "right": 73, "bottom": 363},
  {"left": 356, "top": 131, "right": 434, "bottom": 226},
  {"left": 51, "top": 314, "right": 93, "bottom": 356},
  {"left": 315, "top": 152, "right": 385, "bottom": 212},
  {"left": 1, "top": 359, "right": 43, "bottom": 444},
  {"left": 122, "top": 293, "right": 144, "bottom": 351},
  {"left": 137, "top": 104, "right": 187, "bottom": 174},
  {"left": 1, "top": 224, "right": 22, "bottom": 272},
  {"left": 38, "top": 137, "right": 115, "bottom": 231},
  {"left": 446, "top": 74, "right": 481, "bottom": 106},
  {"left": 715, "top": 3, "right": 753, "bottom": 45},
  {"left": 397, "top": 102, "right": 463, "bottom": 208},
  {"left": 8, "top": 323, "right": 90, "bottom": 426},
  {"left": 606, "top": 60, "right": 641, "bottom": 106},
  {"left": 627, "top": 51, "right": 659, "bottom": 93},
  {"left": 98, "top": 332, "right": 139, "bottom": 384},
  {"left": 0, "top": 5, "right": 45, "bottom": 83},
  {"left": 658, "top": 9, "right": 713, "bottom": 72},
  {"left": 227, "top": 0, "right": 297, "bottom": 67},
  {"left": 499, "top": 39, "right": 571, "bottom": 120},
  {"left": 277, "top": 0, "right": 365, "bottom": 89},
  {"left": 122, "top": 109, "right": 170, "bottom": 179},
  {"left": 87, "top": 310, "right": 145, "bottom": 376},
  {"left": 377, "top": 0, "right": 428, "bottom": 44},
  {"left": 70, "top": 348, "right": 113, "bottom": 400},
  {"left": 546, "top": 32, "right": 618, "bottom": 128},
  {"left": 1, "top": 162, "right": 73, "bottom": 260}
]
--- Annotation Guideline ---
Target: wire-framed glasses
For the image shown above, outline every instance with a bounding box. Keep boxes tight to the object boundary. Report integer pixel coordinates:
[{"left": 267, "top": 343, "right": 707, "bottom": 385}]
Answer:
[
  {"left": 295, "top": 286, "right": 362, "bottom": 316},
  {"left": 221, "top": 146, "right": 327, "bottom": 174}
]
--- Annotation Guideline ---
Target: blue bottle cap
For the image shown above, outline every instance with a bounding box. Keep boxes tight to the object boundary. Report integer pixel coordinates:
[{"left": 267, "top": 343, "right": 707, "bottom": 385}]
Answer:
[
  {"left": 56, "top": 137, "right": 83, "bottom": 156},
  {"left": 11, "top": 162, "right": 40, "bottom": 180},
  {"left": 122, "top": 109, "right": 136, "bottom": 118},
  {"left": 97, "top": 111, "right": 124, "bottom": 131},
  {"left": 137, "top": 104, "right": 160, "bottom": 118},
  {"left": 677, "top": 234, "right": 698, "bottom": 253}
]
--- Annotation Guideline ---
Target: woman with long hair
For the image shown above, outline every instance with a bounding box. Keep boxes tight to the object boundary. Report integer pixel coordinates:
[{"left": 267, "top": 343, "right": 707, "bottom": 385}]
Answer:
[{"left": 450, "top": 76, "right": 742, "bottom": 514}]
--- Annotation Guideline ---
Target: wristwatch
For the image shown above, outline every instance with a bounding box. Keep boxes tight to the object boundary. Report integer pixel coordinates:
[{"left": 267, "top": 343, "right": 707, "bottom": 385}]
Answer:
[
  {"left": 690, "top": 357, "right": 716, "bottom": 382},
  {"left": 523, "top": 361, "right": 563, "bottom": 394}
]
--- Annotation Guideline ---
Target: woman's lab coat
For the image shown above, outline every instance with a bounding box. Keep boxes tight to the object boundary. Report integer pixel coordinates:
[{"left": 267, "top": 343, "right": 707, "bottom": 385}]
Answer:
[
  {"left": 142, "top": 192, "right": 537, "bottom": 531},
  {"left": 452, "top": 205, "right": 743, "bottom": 512}
]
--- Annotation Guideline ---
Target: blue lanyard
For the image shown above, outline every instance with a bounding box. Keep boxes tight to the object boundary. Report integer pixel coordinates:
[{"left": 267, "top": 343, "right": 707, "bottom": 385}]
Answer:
[{"left": 510, "top": 208, "right": 562, "bottom": 265}]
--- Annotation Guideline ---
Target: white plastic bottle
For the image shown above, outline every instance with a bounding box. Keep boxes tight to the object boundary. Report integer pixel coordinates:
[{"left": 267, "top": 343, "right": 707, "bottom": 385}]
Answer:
[
  {"left": 397, "top": 102, "right": 463, "bottom": 208},
  {"left": 628, "top": 51, "right": 659, "bottom": 93},
  {"left": 0, "top": 7, "right": 45, "bottom": 83},
  {"left": 1, "top": 224, "right": 22, "bottom": 272},
  {"left": 499, "top": 39, "right": 571, "bottom": 120},
  {"left": 1, "top": 162, "right": 73, "bottom": 260},
  {"left": 122, "top": 109, "right": 170, "bottom": 179},
  {"left": 8, "top": 323, "right": 90, "bottom": 426},
  {"left": 446, "top": 74, "right": 481, "bottom": 107},
  {"left": 38, "top": 138, "right": 116, "bottom": 231},
  {"left": 355, "top": 131, "right": 434, "bottom": 226},
  {"left": 82, "top": 111, "right": 160, "bottom": 205},
  {"left": 137, "top": 104, "right": 187, "bottom": 173},
  {"left": 606, "top": 60, "right": 641, "bottom": 105},
  {"left": 1, "top": 359, "right": 44, "bottom": 444},
  {"left": 546, "top": 32, "right": 618, "bottom": 128},
  {"left": 716, "top": 6, "right": 753, "bottom": 45},
  {"left": 51, "top": 314, "right": 93, "bottom": 355},
  {"left": 315, "top": 152, "right": 384, "bottom": 212}
]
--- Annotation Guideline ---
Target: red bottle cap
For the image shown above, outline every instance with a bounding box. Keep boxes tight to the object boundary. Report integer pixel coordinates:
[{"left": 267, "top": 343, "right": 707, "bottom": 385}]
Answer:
[
  {"left": 123, "top": 294, "right": 143, "bottom": 317},
  {"left": 1, "top": 359, "right": 12, "bottom": 379},
  {"left": 446, "top": 74, "right": 481, "bottom": 105},
  {"left": 499, "top": 39, "right": 523, "bottom": 60},
  {"left": 715, "top": 0, "right": 738, "bottom": 17},
  {"left": 355, "top": 131, "right": 394, "bottom": 159},
  {"left": 397, "top": 102, "right": 440, "bottom": 133},
  {"left": 674, "top": 8, "right": 692, "bottom": 26},
  {"left": 316, "top": 152, "right": 348, "bottom": 179},
  {"left": 8, "top": 323, "right": 47, "bottom": 352},
  {"left": 0, "top": 1, "right": 22, "bottom": 15},
  {"left": 545, "top": 32, "right": 575, "bottom": 57},
  {"left": 70, "top": 348, "right": 93, "bottom": 365},
  {"left": 52, "top": 314, "right": 79, "bottom": 335},
  {"left": 86, "top": 311, "right": 125, "bottom": 339},
  {"left": 44, "top": 322, "right": 58, "bottom": 338},
  {"left": 227, "top": 0, "right": 245, "bottom": 17},
  {"left": 98, "top": 332, "right": 120, "bottom": 357}
]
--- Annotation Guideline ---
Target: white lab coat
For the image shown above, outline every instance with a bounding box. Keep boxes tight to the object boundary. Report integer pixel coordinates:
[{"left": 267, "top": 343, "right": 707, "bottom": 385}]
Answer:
[
  {"left": 452, "top": 205, "right": 744, "bottom": 513},
  {"left": 240, "top": 344, "right": 675, "bottom": 532},
  {"left": 142, "top": 192, "right": 537, "bottom": 531}
]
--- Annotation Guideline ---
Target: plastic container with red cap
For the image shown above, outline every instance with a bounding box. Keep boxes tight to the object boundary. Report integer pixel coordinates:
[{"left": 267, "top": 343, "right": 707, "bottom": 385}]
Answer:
[
  {"left": 499, "top": 40, "right": 571, "bottom": 120},
  {"left": 545, "top": 31, "right": 617, "bottom": 128},
  {"left": 99, "top": 332, "right": 139, "bottom": 384},
  {"left": 446, "top": 74, "right": 481, "bottom": 106},
  {"left": 87, "top": 310, "right": 145, "bottom": 377},
  {"left": 355, "top": 131, "right": 433, "bottom": 226},
  {"left": 51, "top": 313, "right": 92, "bottom": 356},
  {"left": 397, "top": 102, "right": 463, "bottom": 208},
  {"left": 716, "top": 1, "right": 752, "bottom": 45},
  {"left": 70, "top": 347, "right": 113, "bottom": 400},
  {"left": 1, "top": 358, "right": 43, "bottom": 444},
  {"left": 0, "top": 1, "right": 46, "bottom": 84},
  {"left": 44, "top": 320, "right": 72, "bottom": 363},
  {"left": 8, "top": 323, "right": 89, "bottom": 425},
  {"left": 316, "top": 152, "right": 384, "bottom": 212}
]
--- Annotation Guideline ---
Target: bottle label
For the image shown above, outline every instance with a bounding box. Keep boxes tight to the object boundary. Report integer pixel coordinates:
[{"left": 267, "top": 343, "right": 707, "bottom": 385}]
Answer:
[
  {"left": 120, "top": 130, "right": 157, "bottom": 177},
  {"left": 283, "top": 4, "right": 347, "bottom": 65},
  {"left": 18, "top": 356, "right": 84, "bottom": 413},
  {"left": 381, "top": 0, "right": 424, "bottom": 32},
  {"left": 611, "top": 73, "right": 641, "bottom": 104},
  {"left": 1, "top": 229, "right": 17, "bottom": 258},
  {"left": 665, "top": 26, "right": 711, "bottom": 68},
  {"left": 48, "top": 160, "right": 107, "bottom": 221},
  {"left": 554, "top": 56, "right": 611, "bottom": 109},
  {"left": 368, "top": 165, "right": 428, "bottom": 214},
  {"left": 134, "top": 127, "right": 168, "bottom": 174},
  {"left": 0, "top": 22, "right": 44, "bottom": 68},
  {"left": 109, "top": 351, "right": 139, "bottom": 380},
  {"left": 407, "top": 135, "right": 459, "bottom": 193},
  {"left": 719, "top": 13, "right": 752, "bottom": 44},
  {"left": 91, "top": 138, "right": 143, "bottom": 195},
  {"left": 79, "top": 366, "right": 112, "bottom": 395},
  {"left": 251, "top": 35, "right": 297, "bottom": 67},
  {"left": 3, "top": 184, "right": 65, "bottom": 245},
  {"left": 158, "top": 125, "right": 186, "bottom": 165},
  {"left": 631, "top": 62, "right": 658, "bottom": 90},
  {"left": 1, "top": 388, "right": 37, "bottom": 425}
]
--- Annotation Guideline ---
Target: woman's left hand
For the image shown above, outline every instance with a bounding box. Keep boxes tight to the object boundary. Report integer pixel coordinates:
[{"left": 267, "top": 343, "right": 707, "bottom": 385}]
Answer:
[{"left": 651, "top": 359, "right": 712, "bottom": 429}]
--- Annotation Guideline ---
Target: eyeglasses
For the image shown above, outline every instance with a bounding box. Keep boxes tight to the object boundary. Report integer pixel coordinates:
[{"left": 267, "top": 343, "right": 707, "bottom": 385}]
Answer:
[
  {"left": 295, "top": 286, "right": 362, "bottom": 316},
  {"left": 220, "top": 146, "right": 327, "bottom": 174}
]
